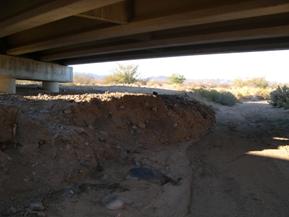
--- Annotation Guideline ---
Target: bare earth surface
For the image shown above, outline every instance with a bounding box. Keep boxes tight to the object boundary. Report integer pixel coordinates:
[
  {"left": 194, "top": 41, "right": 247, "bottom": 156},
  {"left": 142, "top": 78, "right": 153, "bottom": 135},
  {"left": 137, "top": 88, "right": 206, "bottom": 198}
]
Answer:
[
  {"left": 1, "top": 85, "right": 289, "bottom": 217},
  {"left": 188, "top": 101, "right": 289, "bottom": 217},
  {"left": 0, "top": 90, "right": 214, "bottom": 217}
]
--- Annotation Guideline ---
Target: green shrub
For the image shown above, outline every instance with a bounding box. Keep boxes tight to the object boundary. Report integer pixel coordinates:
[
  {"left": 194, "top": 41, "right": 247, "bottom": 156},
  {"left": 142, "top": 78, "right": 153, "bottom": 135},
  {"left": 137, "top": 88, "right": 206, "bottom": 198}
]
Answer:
[
  {"left": 104, "top": 64, "right": 139, "bottom": 84},
  {"left": 168, "top": 73, "right": 186, "bottom": 85},
  {"left": 194, "top": 88, "right": 238, "bottom": 106},
  {"left": 269, "top": 86, "right": 289, "bottom": 109}
]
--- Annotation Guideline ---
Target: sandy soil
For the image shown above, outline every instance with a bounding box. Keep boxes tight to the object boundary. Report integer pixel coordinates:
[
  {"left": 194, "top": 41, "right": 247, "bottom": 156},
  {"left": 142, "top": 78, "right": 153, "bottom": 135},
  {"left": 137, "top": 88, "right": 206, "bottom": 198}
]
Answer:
[
  {"left": 1, "top": 85, "right": 289, "bottom": 217},
  {"left": 187, "top": 101, "right": 289, "bottom": 217}
]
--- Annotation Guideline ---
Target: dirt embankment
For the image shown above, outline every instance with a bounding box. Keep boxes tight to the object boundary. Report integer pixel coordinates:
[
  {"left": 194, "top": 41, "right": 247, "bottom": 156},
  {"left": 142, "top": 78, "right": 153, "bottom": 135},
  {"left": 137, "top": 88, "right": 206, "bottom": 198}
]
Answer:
[{"left": 0, "top": 93, "right": 215, "bottom": 217}]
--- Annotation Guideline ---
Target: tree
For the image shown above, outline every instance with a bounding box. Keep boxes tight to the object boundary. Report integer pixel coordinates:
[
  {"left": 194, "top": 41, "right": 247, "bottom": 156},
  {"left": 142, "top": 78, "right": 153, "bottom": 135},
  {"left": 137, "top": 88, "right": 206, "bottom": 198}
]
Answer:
[
  {"left": 104, "top": 64, "right": 139, "bottom": 84},
  {"left": 168, "top": 73, "right": 186, "bottom": 85}
]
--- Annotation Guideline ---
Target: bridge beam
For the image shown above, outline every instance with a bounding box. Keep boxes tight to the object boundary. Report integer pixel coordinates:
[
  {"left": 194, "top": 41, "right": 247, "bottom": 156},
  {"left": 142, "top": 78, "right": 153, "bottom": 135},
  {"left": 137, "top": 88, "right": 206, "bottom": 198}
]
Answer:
[
  {"left": 0, "top": 0, "right": 124, "bottom": 38},
  {"left": 7, "top": 0, "right": 289, "bottom": 55},
  {"left": 0, "top": 54, "right": 72, "bottom": 94}
]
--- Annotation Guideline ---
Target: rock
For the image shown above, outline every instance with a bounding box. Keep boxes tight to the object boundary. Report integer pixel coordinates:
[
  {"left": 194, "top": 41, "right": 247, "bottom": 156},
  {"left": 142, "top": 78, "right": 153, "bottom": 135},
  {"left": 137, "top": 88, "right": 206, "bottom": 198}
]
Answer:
[
  {"left": 63, "top": 109, "right": 72, "bottom": 114},
  {"left": 103, "top": 195, "right": 125, "bottom": 210},
  {"left": 138, "top": 122, "right": 146, "bottom": 129},
  {"left": 98, "top": 136, "right": 106, "bottom": 142},
  {"left": 152, "top": 91, "right": 158, "bottom": 96},
  {"left": 152, "top": 107, "right": 158, "bottom": 112},
  {"left": 128, "top": 167, "right": 177, "bottom": 185},
  {"left": 132, "top": 125, "right": 138, "bottom": 130},
  {"left": 8, "top": 206, "right": 17, "bottom": 214},
  {"left": 38, "top": 140, "right": 46, "bottom": 148},
  {"left": 128, "top": 167, "right": 161, "bottom": 181},
  {"left": 34, "top": 211, "right": 46, "bottom": 217},
  {"left": 29, "top": 202, "right": 45, "bottom": 211}
]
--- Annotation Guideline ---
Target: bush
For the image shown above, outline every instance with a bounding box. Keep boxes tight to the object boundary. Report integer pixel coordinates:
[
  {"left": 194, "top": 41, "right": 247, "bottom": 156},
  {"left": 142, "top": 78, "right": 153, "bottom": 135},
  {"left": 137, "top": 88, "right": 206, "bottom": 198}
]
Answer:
[
  {"left": 194, "top": 88, "right": 238, "bottom": 106},
  {"left": 230, "top": 87, "right": 272, "bottom": 100},
  {"left": 74, "top": 73, "right": 98, "bottom": 85},
  {"left": 269, "top": 86, "right": 289, "bottom": 109},
  {"left": 104, "top": 64, "right": 139, "bottom": 84},
  {"left": 168, "top": 73, "right": 186, "bottom": 85},
  {"left": 233, "top": 77, "right": 269, "bottom": 88}
]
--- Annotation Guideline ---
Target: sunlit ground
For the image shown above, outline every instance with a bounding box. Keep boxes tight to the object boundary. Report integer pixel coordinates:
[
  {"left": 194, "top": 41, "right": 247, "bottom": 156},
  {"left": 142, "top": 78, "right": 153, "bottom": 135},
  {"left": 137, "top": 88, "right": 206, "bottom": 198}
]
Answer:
[
  {"left": 247, "top": 137, "right": 289, "bottom": 161},
  {"left": 244, "top": 101, "right": 268, "bottom": 104}
]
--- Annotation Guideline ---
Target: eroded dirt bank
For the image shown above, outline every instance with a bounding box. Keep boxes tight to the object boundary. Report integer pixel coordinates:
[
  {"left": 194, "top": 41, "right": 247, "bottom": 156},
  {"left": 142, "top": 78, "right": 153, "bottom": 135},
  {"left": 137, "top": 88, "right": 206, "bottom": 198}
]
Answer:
[
  {"left": 2, "top": 91, "right": 289, "bottom": 217},
  {"left": 0, "top": 93, "right": 215, "bottom": 217}
]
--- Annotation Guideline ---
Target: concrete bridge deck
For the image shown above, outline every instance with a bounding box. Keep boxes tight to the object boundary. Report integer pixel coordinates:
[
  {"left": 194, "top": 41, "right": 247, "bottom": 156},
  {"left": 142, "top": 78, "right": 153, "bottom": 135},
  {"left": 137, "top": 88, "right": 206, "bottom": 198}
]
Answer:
[{"left": 1, "top": 0, "right": 289, "bottom": 93}]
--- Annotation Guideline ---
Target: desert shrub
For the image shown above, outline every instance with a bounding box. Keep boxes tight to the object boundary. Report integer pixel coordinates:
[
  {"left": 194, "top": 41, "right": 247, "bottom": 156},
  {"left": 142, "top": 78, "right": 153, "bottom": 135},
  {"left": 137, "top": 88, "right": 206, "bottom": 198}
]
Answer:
[
  {"left": 194, "top": 88, "right": 238, "bottom": 106},
  {"left": 168, "top": 73, "right": 186, "bottom": 85},
  {"left": 146, "top": 80, "right": 164, "bottom": 87},
  {"left": 230, "top": 87, "right": 272, "bottom": 100},
  {"left": 137, "top": 78, "right": 150, "bottom": 86},
  {"left": 104, "top": 64, "right": 139, "bottom": 84},
  {"left": 233, "top": 77, "right": 269, "bottom": 88},
  {"left": 250, "top": 77, "right": 269, "bottom": 88},
  {"left": 269, "top": 86, "right": 289, "bottom": 109},
  {"left": 74, "top": 73, "right": 99, "bottom": 85}
]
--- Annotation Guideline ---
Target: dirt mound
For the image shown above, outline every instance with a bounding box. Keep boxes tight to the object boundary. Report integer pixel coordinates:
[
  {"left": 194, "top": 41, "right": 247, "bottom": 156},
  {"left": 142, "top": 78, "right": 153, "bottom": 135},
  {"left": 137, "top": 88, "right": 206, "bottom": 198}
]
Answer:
[
  {"left": 59, "top": 94, "right": 214, "bottom": 146},
  {"left": 0, "top": 107, "right": 17, "bottom": 150},
  {"left": 0, "top": 93, "right": 215, "bottom": 215}
]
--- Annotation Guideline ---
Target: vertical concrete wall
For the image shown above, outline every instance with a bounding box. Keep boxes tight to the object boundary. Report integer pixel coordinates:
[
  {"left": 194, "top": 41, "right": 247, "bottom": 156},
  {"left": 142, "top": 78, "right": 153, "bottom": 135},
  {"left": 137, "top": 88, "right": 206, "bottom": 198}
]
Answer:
[
  {"left": 42, "top": 81, "right": 59, "bottom": 93},
  {"left": 0, "top": 76, "right": 16, "bottom": 94}
]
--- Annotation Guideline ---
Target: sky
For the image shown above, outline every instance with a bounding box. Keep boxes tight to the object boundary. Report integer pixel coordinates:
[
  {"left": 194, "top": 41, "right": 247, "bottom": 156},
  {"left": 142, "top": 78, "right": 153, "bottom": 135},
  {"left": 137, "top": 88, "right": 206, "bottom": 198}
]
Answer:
[{"left": 72, "top": 50, "right": 289, "bottom": 83}]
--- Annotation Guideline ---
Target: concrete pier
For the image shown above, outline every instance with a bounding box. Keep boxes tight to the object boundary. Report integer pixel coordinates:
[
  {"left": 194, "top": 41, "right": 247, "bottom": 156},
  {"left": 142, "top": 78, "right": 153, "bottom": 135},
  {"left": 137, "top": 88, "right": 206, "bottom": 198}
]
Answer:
[
  {"left": 0, "top": 54, "right": 72, "bottom": 94},
  {"left": 0, "top": 76, "right": 16, "bottom": 94},
  {"left": 43, "top": 81, "right": 59, "bottom": 93}
]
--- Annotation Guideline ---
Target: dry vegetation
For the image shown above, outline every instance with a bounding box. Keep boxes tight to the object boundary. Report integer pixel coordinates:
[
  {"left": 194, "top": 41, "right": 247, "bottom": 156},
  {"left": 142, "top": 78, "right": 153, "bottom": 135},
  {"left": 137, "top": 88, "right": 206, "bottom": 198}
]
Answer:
[
  {"left": 73, "top": 65, "right": 289, "bottom": 106},
  {"left": 269, "top": 85, "right": 289, "bottom": 109}
]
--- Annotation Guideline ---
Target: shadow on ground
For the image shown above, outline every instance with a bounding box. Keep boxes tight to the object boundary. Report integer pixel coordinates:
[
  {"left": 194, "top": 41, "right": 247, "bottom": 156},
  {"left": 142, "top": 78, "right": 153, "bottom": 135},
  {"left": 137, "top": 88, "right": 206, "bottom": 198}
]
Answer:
[{"left": 187, "top": 101, "right": 289, "bottom": 217}]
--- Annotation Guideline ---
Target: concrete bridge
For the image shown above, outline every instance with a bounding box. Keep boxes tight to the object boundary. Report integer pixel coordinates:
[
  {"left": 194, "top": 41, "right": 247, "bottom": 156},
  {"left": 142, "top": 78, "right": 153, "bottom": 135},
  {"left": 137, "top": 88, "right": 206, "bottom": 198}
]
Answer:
[{"left": 1, "top": 0, "right": 289, "bottom": 93}]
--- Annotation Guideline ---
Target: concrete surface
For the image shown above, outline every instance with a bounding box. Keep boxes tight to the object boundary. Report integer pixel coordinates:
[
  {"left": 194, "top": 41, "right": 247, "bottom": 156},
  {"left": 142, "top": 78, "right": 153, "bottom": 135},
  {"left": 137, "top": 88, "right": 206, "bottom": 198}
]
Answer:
[
  {"left": 0, "top": 54, "right": 72, "bottom": 93},
  {"left": 0, "top": 76, "right": 16, "bottom": 94},
  {"left": 42, "top": 81, "right": 59, "bottom": 93}
]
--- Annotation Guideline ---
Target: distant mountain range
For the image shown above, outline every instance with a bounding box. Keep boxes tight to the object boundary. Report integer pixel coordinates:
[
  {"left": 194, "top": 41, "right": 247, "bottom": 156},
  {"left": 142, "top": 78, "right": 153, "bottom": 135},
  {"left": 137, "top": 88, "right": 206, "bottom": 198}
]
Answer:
[{"left": 74, "top": 72, "right": 105, "bottom": 79}]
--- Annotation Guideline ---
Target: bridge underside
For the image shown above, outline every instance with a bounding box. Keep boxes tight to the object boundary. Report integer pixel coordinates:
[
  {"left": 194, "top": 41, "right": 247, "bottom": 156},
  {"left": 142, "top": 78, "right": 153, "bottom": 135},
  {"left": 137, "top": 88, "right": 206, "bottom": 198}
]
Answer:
[{"left": 0, "top": 0, "right": 289, "bottom": 92}]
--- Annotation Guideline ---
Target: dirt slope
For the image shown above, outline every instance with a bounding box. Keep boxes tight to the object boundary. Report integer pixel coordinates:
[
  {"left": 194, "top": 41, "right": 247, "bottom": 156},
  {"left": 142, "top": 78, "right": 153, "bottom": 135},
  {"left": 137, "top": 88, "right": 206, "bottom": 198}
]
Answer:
[{"left": 0, "top": 93, "right": 215, "bottom": 217}]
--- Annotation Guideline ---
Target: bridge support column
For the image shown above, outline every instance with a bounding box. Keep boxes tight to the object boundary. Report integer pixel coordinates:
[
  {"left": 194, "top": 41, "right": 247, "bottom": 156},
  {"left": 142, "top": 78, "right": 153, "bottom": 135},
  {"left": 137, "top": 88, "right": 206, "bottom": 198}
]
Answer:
[
  {"left": 0, "top": 76, "right": 16, "bottom": 94},
  {"left": 43, "top": 81, "right": 59, "bottom": 93},
  {"left": 0, "top": 54, "right": 72, "bottom": 94}
]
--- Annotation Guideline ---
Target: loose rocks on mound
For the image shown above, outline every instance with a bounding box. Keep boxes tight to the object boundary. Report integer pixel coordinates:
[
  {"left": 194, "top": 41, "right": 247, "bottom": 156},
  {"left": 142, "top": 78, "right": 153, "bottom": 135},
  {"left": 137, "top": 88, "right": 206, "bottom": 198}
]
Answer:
[{"left": 0, "top": 93, "right": 215, "bottom": 215}]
